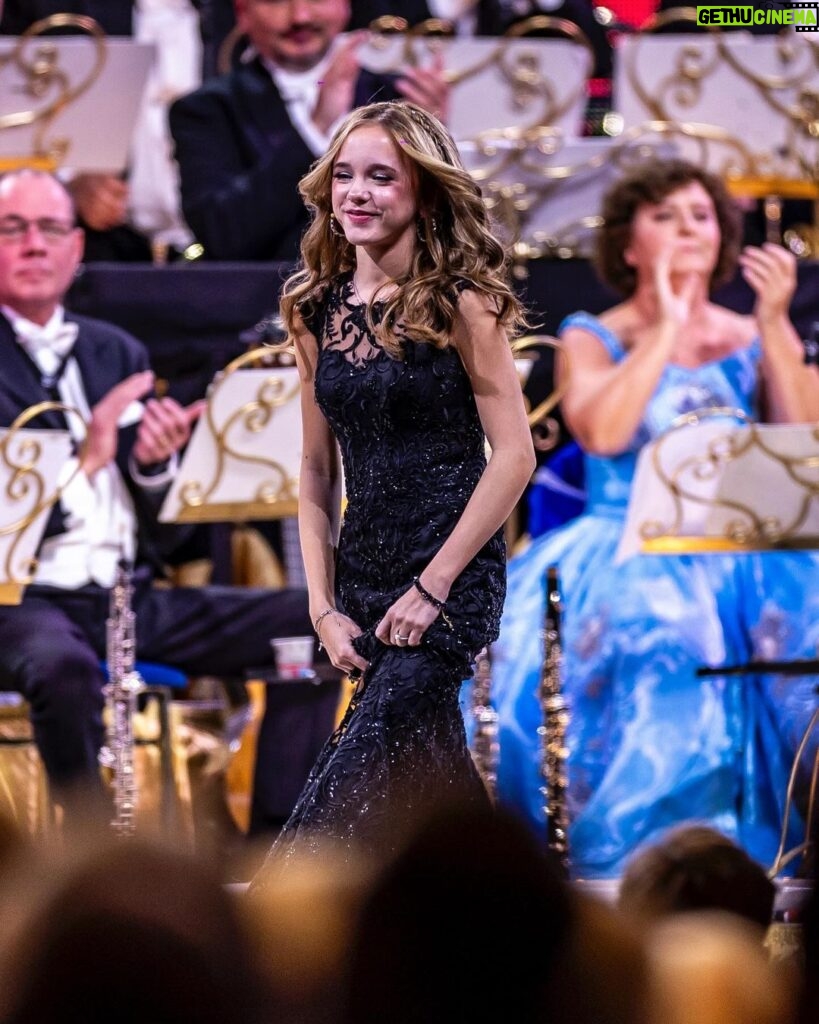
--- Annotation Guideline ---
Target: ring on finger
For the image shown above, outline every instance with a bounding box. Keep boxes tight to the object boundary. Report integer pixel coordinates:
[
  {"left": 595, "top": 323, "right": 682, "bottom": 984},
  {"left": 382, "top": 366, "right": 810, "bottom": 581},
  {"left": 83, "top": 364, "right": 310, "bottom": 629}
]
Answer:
[{"left": 394, "top": 631, "right": 410, "bottom": 644}]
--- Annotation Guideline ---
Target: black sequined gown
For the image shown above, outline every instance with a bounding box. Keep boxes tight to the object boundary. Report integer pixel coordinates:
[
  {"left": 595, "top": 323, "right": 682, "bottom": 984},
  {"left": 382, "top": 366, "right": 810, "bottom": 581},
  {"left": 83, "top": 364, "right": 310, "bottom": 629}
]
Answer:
[{"left": 252, "top": 275, "right": 505, "bottom": 880}]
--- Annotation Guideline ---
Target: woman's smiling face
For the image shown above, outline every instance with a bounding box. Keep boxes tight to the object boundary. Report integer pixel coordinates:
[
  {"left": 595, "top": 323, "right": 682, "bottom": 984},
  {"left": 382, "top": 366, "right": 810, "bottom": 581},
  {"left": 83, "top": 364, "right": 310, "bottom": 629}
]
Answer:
[{"left": 331, "top": 124, "right": 420, "bottom": 265}]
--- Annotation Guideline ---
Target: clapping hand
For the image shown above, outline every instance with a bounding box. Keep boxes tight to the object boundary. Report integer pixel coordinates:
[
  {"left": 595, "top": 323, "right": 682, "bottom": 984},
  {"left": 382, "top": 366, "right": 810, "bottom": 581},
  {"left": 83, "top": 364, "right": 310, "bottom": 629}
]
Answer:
[
  {"left": 132, "top": 396, "right": 206, "bottom": 468},
  {"left": 653, "top": 249, "right": 700, "bottom": 328},
  {"left": 396, "top": 50, "right": 449, "bottom": 122},
  {"left": 738, "top": 243, "right": 796, "bottom": 323},
  {"left": 81, "top": 371, "right": 154, "bottom": 478},
  {"left": 311, "top": 31, "right": 367, "bottom": 135},
  {"left": 68, "top": 174, "right": 130, "bottom": 232}
]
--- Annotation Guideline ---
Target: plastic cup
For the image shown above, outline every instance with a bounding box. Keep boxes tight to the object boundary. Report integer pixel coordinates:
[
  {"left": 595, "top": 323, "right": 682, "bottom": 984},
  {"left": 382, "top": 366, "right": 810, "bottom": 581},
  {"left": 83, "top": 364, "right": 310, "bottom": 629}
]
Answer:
[{"left": 270, "top": 635, "right": 315, "bottom": 679}]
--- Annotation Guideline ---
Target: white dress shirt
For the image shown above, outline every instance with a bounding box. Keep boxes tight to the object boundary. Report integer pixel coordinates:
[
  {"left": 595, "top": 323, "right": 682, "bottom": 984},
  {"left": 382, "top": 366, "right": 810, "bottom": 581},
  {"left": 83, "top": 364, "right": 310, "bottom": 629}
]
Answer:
[
  {"left": 129, "top": 0, "right": 201, "bottom": 250},
  {"left": 5, "top": 305, "right": 145, "bottom": 589},
  {"left": 260, "top": 39, "right": 350, "bottom": 157}
]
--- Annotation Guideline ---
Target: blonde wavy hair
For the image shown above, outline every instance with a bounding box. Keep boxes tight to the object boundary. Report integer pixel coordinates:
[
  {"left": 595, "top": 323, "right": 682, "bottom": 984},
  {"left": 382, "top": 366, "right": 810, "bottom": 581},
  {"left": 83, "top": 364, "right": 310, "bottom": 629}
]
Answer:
[{"left": 279, "top": 101, "right": 527, "bottom": 356}]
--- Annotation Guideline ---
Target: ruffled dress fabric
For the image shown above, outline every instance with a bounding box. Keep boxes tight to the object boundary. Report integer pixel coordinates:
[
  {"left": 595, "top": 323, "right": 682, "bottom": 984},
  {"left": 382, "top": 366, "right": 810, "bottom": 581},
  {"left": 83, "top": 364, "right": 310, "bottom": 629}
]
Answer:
[
  {"left": 493, "top": 312, "right": 819, "bottom": 879},
  {"left": 252, "top": 277, "right": 501, "bottom": 885}
]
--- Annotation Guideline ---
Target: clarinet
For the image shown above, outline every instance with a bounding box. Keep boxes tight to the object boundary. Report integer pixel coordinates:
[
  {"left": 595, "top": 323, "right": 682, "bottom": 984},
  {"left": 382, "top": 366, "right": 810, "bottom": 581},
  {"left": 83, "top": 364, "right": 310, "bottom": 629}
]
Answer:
[
  {"left": 98, "top": 560, "right": 144, "bottom": 837},
  {"left": 471, "top": 646, "right": 500, "bottom": 800},
  {"left": 539, "top": 565, "right": 570, "bottom": 873}
]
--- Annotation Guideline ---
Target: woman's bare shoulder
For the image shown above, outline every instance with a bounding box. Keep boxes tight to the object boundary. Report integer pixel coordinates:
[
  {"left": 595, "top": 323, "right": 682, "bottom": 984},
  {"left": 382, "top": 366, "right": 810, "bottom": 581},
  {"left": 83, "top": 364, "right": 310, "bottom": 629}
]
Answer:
[
  {"left": 709, "top": 303, "right": 758, "bottom": 344},
  {"left": 595, "top": 302, "right": 634, "bottom": 334}
]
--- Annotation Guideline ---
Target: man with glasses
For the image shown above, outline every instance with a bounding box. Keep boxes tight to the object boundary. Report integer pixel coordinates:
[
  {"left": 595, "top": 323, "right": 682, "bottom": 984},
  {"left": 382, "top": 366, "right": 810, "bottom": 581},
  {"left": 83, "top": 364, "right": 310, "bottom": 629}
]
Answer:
[
  {"left": 0, "top": 169, "right": 318, "bottom": 825},
  {"left": 169, "top": 0, "right": 448, "bottom": 261}
]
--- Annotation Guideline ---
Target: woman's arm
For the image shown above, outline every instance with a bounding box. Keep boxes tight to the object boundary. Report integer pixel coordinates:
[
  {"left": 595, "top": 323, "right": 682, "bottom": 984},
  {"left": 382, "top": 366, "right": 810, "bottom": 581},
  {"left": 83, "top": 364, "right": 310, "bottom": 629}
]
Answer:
[
  {"left": 374, "top": 288, "right": 536, "bottom": 646},
  {"left": 559, "top": 322, "right": 674, "bottom": 456},
  {"left": 294, "top": 322, "right": 367, "bottom": 674},
  {"left": 738, "top": 244, "right": 819, "bottom": 423},
  {"left": 561, "top": 257, "right": 698, "bottom": 455}
]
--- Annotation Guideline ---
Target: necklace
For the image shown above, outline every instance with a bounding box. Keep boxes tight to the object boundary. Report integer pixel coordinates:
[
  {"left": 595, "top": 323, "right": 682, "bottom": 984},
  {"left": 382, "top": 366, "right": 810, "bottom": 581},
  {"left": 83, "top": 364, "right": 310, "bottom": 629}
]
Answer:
[
  {"left": 351, "top": 275, "right": 398, "bottom": 306},
  {"left": 351, "top": 275, "right": 366, "bottom": 306}
]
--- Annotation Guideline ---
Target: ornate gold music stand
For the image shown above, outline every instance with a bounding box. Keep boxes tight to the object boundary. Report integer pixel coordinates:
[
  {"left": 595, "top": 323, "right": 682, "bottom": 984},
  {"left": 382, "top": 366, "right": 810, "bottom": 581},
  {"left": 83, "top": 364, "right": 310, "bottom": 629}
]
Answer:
[
  {"left": 618, "top": 413, "right": 819, "bottom": 562},
  {"left": 0, "top": 401, "right": 85, "bottom": 604},
  {"left": 0, "top": 15, "right": 104, "bottom": 173},
  {"left": 0, "top": 14, "right": 152, "bottom": 175},
  {"left": 614, "top": 12, "right": 819, "bottom": 248},
  {"left": 0, "top": 401, "right": 86, "bottom": 834},
  {"left": 622, "top": 411, "right": 819, "bottom": 878},
  {"left": 159, "top": 341, "right": 303, "bottom": 526}
]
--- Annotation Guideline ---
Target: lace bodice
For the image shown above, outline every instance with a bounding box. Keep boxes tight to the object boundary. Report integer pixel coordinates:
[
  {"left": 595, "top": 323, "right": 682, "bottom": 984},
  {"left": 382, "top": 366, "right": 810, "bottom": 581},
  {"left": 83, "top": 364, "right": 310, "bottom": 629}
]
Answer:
[{"left": 303, "top": 273, "right": 506, "bottom": 660}]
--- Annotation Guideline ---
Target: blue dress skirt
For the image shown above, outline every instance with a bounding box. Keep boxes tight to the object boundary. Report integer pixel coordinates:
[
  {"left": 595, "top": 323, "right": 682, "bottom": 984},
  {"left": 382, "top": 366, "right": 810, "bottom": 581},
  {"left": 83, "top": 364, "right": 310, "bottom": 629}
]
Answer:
[{"left": 492, "top": 312, "right": 819, "bottom": 879}]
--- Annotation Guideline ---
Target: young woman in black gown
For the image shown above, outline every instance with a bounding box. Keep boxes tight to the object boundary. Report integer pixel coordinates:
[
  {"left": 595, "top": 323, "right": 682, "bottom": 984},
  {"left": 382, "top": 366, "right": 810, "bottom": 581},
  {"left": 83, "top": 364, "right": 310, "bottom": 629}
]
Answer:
[{"left": 251, "top": 101, "right": 535, "bottom": 883}]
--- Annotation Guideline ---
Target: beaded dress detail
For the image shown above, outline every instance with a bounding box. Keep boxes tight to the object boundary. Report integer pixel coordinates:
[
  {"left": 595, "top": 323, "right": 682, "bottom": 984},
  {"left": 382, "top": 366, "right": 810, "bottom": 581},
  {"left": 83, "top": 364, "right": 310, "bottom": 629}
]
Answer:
[{"left": 252, "top": 275, "right": 503, "bottom": 883}]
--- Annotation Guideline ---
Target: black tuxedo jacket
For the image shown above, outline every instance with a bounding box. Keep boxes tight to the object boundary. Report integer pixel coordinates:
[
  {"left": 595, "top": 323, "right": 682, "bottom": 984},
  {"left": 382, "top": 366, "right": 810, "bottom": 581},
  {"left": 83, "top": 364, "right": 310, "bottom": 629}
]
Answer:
[
  {"left": 169, "top": 57, "right": 399, "bottom": 262},
  {"left": 0, "top": 312, "right": 180, "bottom": 569}
]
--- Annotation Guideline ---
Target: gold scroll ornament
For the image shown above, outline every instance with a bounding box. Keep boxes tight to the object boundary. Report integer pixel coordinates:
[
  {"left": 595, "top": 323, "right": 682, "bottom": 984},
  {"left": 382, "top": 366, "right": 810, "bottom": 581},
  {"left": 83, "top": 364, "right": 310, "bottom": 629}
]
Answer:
[
  {"left": 622, "top": 7, "right": 819, "bottom": 209},
  {"left": 510, "top": 334, "right": 570, "bottom": 453},
  {"left": 366, "top": 14, "right": 594, "bottom": 133},
  {"left": 0, "top": 401, "right": 87, "bottom": 604},
  {"left": 174, "top": 338, "right": 301, "bottom": 523},
  {"left": 639, "top": 408, "right": 819, "bottom": 554},
  {"left": 465, "top": 117, "right": 756, "bottom": 269},
  {"left": 0, "top": 14, "right": 106, "bottom": 171}
]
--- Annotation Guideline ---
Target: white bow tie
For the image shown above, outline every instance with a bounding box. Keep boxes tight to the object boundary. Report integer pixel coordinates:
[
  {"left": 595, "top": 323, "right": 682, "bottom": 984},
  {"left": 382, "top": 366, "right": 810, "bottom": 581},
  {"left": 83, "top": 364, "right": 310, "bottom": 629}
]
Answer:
[{"left": 14, "top": 320, "right": 79, "bottom": 380}]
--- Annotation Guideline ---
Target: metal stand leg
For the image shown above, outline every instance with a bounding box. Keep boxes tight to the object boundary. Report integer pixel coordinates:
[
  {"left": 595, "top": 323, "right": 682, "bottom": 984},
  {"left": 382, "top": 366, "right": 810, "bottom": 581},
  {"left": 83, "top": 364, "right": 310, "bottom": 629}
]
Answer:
[
  {"left": 138, "top": 686, "right": 183, "bottom": 836},
  {"left": 769, "top": 706, "right": 819, "bottom": 879}
]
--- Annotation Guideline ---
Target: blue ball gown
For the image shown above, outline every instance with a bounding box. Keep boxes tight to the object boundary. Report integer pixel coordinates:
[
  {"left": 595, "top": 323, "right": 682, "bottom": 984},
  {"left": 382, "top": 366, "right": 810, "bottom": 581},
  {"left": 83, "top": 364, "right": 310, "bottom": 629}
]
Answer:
[{"left": 493, "top": 312, "right": 819, "bottom": 879}]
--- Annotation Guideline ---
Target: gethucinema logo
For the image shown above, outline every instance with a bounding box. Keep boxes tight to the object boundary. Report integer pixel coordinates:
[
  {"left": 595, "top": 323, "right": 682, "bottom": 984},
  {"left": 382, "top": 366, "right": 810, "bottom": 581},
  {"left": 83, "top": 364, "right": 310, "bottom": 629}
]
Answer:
[{"left": 696, "top": 3, "right": 819, "bottom": 29}]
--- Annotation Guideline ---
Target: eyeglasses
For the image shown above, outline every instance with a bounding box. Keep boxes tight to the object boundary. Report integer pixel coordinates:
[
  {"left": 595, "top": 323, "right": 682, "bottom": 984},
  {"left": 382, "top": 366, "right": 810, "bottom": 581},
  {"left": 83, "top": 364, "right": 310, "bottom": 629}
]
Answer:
[{"left": 0, "top": 216, "right": 76, "bottom": 243}]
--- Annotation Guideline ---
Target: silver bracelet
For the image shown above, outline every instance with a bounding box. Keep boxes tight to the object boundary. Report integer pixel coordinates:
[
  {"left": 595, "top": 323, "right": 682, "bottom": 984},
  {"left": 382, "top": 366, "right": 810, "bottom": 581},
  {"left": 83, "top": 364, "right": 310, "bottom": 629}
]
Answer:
[{"left": 313, "top": 608, "right": 336, "bottom": 651}]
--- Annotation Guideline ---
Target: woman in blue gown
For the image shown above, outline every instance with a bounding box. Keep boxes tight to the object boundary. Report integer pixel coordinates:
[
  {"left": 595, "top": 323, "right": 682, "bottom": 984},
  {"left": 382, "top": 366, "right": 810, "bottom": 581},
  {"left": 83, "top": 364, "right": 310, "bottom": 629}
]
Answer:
[{"left": 493, "top": 158, "right": 819, "bottom": 879}]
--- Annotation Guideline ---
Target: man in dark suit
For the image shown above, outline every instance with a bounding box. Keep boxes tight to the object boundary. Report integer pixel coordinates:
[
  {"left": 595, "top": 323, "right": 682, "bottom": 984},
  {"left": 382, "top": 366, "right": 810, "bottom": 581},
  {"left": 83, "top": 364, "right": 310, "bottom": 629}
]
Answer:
[
  {"left": 169, "top": 0, "right": 448, "bottom": 261},
  {"left": 0, "top": 169, "right": 316, "bottom": 819}
]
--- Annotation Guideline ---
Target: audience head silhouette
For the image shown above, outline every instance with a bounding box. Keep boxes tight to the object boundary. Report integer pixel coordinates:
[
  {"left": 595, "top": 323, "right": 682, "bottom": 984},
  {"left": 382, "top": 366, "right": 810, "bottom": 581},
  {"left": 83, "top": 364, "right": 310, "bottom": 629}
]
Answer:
[
  {"left": 343, "top": 802, "right": 576, "bottom": 1024},
  {"left": 0, "top": 838, "right": 272, "bottom": 1024},
  {"left": 618, "top": 823, "right": 776, "bottom": 930}
]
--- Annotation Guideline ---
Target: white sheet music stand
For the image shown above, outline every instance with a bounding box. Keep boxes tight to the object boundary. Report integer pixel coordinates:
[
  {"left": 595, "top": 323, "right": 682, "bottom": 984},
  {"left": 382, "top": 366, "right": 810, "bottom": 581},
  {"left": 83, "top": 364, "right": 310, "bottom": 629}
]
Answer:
[
  {"left": 359, "top": 35, "right": 593, "bottom": 140},
  {"left": 612, "top": 32, "right": 819, "bottom": 239},
  {"left": 458, "top": 133, "right": 679, "bottom": 259},
  {"left": 159, "top": 349, "right": 305, "bottom": 525},
  {"left": 0, "top": 414, "right": 74, "bottom": 605},
  {"left": 0, "top": 27, "right": 154, "bottom": 173},
  {"left": 616, "top": 414, "right": 819, "bottom": 563},
  {"left": 619, "top": 412, "right": 819, "bottom": 877}
]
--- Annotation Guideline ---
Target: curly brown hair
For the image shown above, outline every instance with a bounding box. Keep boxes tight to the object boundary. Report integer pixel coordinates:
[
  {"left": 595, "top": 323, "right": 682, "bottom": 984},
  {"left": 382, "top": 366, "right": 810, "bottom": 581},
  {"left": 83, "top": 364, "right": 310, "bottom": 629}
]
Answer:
[
  {"left": 279, "top": 101, "right": 528, "bottom": 356},
  {"left": 594, "top": 157, "right": 742, "bottom": 297}
]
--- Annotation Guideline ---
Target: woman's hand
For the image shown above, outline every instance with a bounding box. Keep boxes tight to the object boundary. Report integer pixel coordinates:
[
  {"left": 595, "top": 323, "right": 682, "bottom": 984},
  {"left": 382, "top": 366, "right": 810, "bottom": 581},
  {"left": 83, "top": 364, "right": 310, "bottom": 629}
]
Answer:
[
  {"left": 317, "top": 611, "right": 368, "bottom": 677},
  {"left": 738, "top": 243, "right": 796, "bottom": 323},
  {"left": 375, "top": 585, "right": 443, "bottom": 648},
  {"left": 653, "top": 249, "right": 700, "bottom": 327}
]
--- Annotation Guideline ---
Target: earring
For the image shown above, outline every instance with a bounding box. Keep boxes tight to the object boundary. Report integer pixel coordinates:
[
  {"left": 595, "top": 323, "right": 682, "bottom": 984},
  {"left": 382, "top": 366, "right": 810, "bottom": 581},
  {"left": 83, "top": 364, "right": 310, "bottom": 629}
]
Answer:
[
  {"left": 329, "top": 214, "right": 344, "bottom": 237},
  {"left": 417, "top": 215, "right": 439, "bottom": 243}
]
